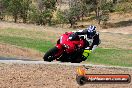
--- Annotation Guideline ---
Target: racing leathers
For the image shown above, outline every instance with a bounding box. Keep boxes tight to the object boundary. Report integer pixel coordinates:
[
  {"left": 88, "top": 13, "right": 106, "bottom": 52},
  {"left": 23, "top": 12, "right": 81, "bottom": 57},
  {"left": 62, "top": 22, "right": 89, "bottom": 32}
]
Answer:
[{"left": 69, "top": 29, "right": 100, "bottom": 59}]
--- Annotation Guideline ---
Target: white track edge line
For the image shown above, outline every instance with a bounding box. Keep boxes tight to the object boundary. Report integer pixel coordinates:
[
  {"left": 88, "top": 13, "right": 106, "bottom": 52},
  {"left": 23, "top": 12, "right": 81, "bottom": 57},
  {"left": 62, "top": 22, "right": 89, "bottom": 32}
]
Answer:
[{"left": 0, "top": 60, "right": 132, "bottom": 70}]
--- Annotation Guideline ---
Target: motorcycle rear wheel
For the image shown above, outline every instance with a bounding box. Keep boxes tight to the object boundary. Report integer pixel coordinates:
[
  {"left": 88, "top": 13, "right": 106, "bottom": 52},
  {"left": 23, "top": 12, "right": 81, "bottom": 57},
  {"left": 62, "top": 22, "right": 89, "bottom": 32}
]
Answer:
[
  {"left": 71, "top": 56, "right": 83, "bottom": 63},
  {"left": 71, "top": 52, "right": 83, "bottom": 63},
  {"left": 43, "top": 46, "right": 58, "bottom": 62}
]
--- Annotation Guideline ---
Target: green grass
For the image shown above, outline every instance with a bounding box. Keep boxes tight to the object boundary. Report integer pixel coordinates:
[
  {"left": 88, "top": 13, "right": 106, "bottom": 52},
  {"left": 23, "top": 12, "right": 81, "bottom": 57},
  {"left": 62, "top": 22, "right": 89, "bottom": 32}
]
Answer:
[
  {"left": 0, "top": 35, "right": 132, "bottom": 67},
  {"left": 0, "top": 28, "right": 132, "bottom": 67},
  {"left": 0, "top": 28, "right": 57, "bottom": 41},
  {"left": 0, "top": 35, "right": 55, "bottom": 52},
  {"left": 87, "top": 48, "right": 132, "bottom": 67}
]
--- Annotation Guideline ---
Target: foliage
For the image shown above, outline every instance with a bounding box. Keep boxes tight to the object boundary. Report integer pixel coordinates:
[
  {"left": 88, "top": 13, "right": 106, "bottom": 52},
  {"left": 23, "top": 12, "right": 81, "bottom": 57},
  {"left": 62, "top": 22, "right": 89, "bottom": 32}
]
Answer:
[
  {"left": 101, "top": 1, "right": 115, "bottom": 12},
  {"left": 42, "top": 0, "right": 56, "bottom": 10},
  {"left": 114, "top": 2, "right": 132, "bottom": 12},
  {"left": 99, "top": 1, "right": 114, "bottom": 26},
  {"left": 56, "top": 10, "right": 68, "bottom": 24},
  {"left": 0, "top": 0, "right": 4, "bottom": 20},
  {"left": 0, "top": 0, "right": 132, "bottom": 26},
  {"left": 19, "top": 0, "right": 31, "bottom": 23},
  {"left": 64, "top": 7, "right": 79, "bottom": 27},
  {"left": 6, "top": 0, "right": 22, "bottom": 22},
  {"left": 29, "top": 0, "right": 56, "bottom": 25},
  {"left": 1, "top": 0, "right": 31, "bottom": 23},
  {"left": 64, "top": 0, "right": 94, "bottom": 27},
  {"left": 28, "top": 5, "right": 40, "bottom": 24}
]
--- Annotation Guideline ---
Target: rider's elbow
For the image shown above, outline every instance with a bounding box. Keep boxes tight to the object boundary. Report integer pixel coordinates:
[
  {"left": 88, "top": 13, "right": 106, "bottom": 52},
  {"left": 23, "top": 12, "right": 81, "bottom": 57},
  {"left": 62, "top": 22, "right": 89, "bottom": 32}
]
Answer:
[{"left": 98, "top": 39, "right": 101, "bottom": 45}]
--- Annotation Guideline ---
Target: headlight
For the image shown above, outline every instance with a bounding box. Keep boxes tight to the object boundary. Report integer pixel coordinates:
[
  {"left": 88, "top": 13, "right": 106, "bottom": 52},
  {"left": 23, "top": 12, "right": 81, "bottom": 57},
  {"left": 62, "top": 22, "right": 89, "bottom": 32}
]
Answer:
[{"left": 64, "top": 44, "right": 69, "bottom": 49}]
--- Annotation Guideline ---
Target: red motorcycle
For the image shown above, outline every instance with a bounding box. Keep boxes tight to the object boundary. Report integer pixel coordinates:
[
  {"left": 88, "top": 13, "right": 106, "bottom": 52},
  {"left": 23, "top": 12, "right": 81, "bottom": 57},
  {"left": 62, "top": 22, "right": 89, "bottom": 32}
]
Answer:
[{"left": 43, "top": 32, "right": 86, "bottom": 63}]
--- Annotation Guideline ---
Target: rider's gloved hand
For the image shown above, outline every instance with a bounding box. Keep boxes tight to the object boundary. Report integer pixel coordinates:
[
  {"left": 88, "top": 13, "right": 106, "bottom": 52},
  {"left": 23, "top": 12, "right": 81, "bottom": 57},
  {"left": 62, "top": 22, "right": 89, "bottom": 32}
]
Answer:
[
  {"left": 83, "top": 50, "right": 92, "bottom": 58},
  {"left": 69, "top": 33, "right": 78, "bottom": 41}
]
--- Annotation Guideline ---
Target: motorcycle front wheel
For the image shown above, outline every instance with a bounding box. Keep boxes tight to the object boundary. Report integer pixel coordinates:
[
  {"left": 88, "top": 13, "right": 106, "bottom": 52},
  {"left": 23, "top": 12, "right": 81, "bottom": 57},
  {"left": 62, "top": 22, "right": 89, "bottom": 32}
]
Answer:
[{"left": 43, "top": 46, "right": 59, "bottom": 62}]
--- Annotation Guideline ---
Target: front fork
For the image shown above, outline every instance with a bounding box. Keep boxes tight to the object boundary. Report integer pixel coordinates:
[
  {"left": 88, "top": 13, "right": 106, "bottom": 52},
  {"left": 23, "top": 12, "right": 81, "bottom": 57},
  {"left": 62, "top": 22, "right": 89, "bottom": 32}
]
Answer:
[{"left": 55, "top": 44, "right": 64, "bottom": 58}]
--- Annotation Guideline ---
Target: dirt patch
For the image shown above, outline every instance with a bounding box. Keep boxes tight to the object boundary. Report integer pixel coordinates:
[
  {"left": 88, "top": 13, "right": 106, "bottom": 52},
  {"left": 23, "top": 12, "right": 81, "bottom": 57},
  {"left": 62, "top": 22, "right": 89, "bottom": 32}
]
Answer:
[
  {"left": 0, "top": 63, "right": 131, "bottom": 88},
  {"left": 0, "top": 21, "right": 68, "bottom": 33},
  {"left": 99, "top": 32, "right": 132, "bottom": 49},
  {"left": 0, "top": 43, "right": 43, "bottom": 60},
  {"left": 99, "top": 26, "right": 132, "bottom": 34},
  {"left": 109, "top": 12, "right": 132, "bottom": 23}
]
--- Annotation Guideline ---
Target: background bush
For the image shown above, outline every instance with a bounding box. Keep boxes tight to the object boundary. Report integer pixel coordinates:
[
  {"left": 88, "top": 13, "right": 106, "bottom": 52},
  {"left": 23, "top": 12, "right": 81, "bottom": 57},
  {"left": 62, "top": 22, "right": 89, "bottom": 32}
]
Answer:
[{"left": 0, "top": 0, "right": 132, "bottom": 27}]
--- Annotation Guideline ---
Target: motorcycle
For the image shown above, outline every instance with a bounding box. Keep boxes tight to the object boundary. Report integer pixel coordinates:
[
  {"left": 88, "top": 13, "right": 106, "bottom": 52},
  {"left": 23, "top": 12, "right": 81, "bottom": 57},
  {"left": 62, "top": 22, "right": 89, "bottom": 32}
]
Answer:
[{"left": 43, "top": 32, "right": 87, "bottom": 63}]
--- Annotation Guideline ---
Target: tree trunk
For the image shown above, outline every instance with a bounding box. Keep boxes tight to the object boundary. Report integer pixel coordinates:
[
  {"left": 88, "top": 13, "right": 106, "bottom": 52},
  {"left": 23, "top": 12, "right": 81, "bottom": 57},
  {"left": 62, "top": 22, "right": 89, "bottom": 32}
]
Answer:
[
  {"left": 81, "top": 12, "right": 84, "bottom": 21},
  {"left": 113, "top": 0, "right": 117, "bottom": 4},
  {"left": 69, "top": 19, "right": 73, "bottom": 28},
  {"left": 22, "top": 14, "right": 27, "bottom": 23},
  {"left": 95, "top": 0, "right": 101, "bottom": 24},
  {"left": 14, "top": 14, "right": 18, "bottom": 23},
  {"left": 95, "top": 7, "right": 100, "bottom": 24},
  {"left": 23, "top": 18, "right": 27, "bottom": 23},
  {"left": 69, "top": 19, "right": 75, "bottom": 28}
]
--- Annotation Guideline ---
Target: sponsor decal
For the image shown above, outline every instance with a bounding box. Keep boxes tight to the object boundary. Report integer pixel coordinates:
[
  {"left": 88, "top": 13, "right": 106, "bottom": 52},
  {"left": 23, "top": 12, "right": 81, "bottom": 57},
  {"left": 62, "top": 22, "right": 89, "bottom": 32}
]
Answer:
[{"left": 76, "top": 66, "right": 131, "bottom": 85}]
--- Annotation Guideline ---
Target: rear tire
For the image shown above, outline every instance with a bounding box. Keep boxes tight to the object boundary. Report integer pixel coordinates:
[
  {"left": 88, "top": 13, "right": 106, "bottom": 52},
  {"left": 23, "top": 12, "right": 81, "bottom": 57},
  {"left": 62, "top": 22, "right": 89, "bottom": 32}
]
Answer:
[
  {"left": 71, "top": 57, "right": 82, "bottom": 63},
  {"left": 71, "top": 53, "right": 83, "bottom": 63},
  {"left": 43, "top": 47, "right": 58, "bottom": 62}
]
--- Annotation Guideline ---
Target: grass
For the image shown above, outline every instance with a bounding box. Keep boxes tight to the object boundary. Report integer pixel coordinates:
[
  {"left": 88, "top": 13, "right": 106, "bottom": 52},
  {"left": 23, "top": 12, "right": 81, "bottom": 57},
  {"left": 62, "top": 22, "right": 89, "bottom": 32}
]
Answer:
[
  {"left": 0, "top": 28, "right": 58, "bottom": 41},
  {"left": 100, "top": 32, "right": 132, "bottom": 49},
  {"left": 87, "top": 48, "right": 132, "bottom": 67},
  {"left": 0, "top": 35, "right": 132, "bottom": 67},
  {"left": 0, "top": 35, "right": 55, "bottom": 52},
  {"left": 0, "top": 28, "right": 132, "bottom": 67}
]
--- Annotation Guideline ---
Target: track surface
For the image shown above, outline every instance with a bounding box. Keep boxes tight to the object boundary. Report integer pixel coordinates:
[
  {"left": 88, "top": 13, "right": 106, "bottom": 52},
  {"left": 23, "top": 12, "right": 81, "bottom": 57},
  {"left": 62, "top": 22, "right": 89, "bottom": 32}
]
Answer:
[
  {"left": 0, "top": 21, "right": 132, "bottom": 87},
  {"left": 0, "top": 57, "right": 132, "bottom": 88},
  {"left": 0, "top": 56, "right": 132, "bottom": 69}
]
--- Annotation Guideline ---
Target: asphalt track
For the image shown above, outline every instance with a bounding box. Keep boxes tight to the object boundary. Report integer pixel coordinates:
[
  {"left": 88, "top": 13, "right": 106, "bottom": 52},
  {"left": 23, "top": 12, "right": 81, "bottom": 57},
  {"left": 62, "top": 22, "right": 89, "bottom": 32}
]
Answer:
[
  {"left": 0, "top": 57, "right": 132, "bottom": 70},
  {"left": 0, "top": 56, "right": 132, "bottom": 88}
]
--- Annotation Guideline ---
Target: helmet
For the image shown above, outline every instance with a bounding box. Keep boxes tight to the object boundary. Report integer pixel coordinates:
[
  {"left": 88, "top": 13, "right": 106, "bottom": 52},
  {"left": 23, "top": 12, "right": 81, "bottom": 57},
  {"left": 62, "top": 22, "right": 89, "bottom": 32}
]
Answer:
[{"left": 87, "top": 25, "right": 96, "bottom": 39}]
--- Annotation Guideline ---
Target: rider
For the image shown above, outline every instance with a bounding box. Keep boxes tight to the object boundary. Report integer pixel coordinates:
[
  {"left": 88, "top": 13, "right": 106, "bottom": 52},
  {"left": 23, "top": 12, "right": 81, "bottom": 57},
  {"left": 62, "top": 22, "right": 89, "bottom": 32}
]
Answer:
[{"left": 69, "top": 25, "right": 101, "bottom": 59}]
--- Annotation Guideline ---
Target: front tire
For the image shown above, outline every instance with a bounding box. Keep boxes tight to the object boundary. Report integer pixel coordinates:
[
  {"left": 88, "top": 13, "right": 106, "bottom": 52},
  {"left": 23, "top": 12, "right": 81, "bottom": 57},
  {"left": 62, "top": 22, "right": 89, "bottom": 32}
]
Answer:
[{"left": 43, "top": 47, "right": 58, "bottom": 62}]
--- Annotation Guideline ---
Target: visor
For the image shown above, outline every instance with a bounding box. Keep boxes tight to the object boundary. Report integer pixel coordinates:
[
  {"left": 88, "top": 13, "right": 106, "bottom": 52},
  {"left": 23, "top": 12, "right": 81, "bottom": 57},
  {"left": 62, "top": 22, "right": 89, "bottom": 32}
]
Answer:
[{"left": 87, "top": 31, "right": 96, "bottom": 39}]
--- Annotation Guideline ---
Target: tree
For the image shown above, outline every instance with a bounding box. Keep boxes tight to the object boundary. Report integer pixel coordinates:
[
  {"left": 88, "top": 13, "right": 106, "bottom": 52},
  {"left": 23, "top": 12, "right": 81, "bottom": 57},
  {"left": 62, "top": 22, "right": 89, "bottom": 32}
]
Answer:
[
  {"left": 56, "top": 10, "right": 68, "bottom": 25},
  {"left": 65, "top": 0, "right": 90, "bottom": 27},
  {"left": 20, "top": 0, "right": 31, "bottom": 23},
  {"left": 113, "top": 0, "right": 117, "bottom": 4},
  {"left": 88, "top": 0, "right": 113, "bottom": 24},
  {"left": 1, "top": 0, "right": 31, "bottom": 23},
  {"left": 6, "top": 0, "right": 22, "bottom": 22},
  {"left": 0, "top": 0, "right": 5, "bottom": 20},
  {"left": 64, "top": 6, "right": 80, "bottom": 27},
  {"left": 69, "top": 0, "right": 92, "bottom": 21},
  {"left": 41, "top": 0, "right": 56, "bottom": 25},
  {"left": 29, "top": 0, "right": 57, "bottom": 25}
]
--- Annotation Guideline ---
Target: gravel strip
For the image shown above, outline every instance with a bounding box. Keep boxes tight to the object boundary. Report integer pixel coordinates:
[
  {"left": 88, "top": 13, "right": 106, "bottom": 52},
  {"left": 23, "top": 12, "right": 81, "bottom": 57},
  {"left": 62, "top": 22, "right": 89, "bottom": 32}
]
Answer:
[{"left": 0, "top": 61, "right": 131, "bottom": 88}]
